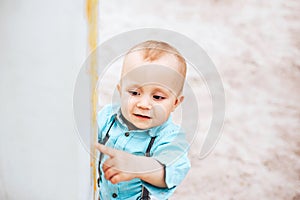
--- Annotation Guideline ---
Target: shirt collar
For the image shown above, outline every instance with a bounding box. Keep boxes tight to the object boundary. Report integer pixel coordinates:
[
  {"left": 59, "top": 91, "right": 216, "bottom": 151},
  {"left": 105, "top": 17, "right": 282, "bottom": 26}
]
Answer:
[{"left": 114, "top": 106, "right": 172, "bottom": 137}]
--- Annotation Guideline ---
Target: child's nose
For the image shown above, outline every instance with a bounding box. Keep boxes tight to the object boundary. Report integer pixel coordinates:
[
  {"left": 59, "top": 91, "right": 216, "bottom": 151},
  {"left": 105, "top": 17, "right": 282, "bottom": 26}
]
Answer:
[{"left": 136, "top": 96, "right": 152, "bottom": 110}]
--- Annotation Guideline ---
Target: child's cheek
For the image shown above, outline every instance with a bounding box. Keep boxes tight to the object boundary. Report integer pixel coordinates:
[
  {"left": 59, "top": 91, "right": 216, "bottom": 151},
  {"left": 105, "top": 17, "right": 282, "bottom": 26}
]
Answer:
[
  {"left": 122, "top": 93, "right": 132, "bottom": 106},
  {"left": 152, "top": 104, "right": 168, "bottom": 122}
]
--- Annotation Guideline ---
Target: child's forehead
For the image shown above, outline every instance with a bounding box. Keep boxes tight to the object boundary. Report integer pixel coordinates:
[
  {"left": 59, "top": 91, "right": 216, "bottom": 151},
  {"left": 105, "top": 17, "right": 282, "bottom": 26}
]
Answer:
[
  {"left": 122, "top": 51, "right": 182, "bottom": 76},
  {"left": 120, "top": 64, "right": 185, "bottom": 96}
]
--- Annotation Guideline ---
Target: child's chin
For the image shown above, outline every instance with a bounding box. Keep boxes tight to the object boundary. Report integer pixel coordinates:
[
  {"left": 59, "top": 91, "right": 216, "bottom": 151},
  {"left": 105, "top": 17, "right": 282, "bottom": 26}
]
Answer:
[{"left": 134, "top": 123, "right": 153, "bottom": 130}]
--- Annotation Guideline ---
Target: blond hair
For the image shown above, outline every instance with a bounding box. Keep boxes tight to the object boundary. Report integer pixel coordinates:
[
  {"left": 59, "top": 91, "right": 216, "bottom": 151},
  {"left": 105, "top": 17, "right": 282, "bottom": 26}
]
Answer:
[{"left": 126, "top": 40, "right": 187, "bottom": 77}]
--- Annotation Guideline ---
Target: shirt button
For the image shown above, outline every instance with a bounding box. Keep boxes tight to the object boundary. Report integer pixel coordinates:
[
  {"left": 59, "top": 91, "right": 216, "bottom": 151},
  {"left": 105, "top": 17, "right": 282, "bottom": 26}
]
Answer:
[
  {"left": 125, "top": 132, "right": 130, "bottom": 137},
  {"left": 112, "top": 193, "right": 117, "bottom": 198}
]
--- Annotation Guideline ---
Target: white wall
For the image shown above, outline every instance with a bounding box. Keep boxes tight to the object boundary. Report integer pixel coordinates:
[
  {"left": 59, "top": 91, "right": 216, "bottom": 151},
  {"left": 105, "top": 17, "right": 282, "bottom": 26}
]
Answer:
[{"left": 0, "top": 0, "right": 91, "bottom": 199}]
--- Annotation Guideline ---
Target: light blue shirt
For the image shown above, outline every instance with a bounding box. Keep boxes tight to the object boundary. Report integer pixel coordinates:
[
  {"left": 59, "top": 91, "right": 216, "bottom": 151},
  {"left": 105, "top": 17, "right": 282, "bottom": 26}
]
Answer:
[{"left": 97, "top": 104, "right": 190, "bottom": 200}]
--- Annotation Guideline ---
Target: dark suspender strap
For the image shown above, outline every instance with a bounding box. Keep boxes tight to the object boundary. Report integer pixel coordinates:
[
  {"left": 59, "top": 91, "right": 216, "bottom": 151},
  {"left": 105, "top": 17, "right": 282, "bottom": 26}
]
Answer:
[
  {"left": 145, "top": 137, "right": 156, "bottom": 157},
  {"left": 97, "top": 117, "right": 116, "bottom": 187},
  {"left": 101, "top": 117, "right": 116, "bottom": 144},
  {"left": 139, "top": 136, "right": 157, "bottom": 200}
]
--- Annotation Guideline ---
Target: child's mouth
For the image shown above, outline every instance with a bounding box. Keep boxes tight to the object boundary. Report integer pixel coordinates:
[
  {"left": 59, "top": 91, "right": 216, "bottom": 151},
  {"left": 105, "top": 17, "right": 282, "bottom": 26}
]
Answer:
[{"left": 133, "top": 114, "right": 151, "bottom": 119}]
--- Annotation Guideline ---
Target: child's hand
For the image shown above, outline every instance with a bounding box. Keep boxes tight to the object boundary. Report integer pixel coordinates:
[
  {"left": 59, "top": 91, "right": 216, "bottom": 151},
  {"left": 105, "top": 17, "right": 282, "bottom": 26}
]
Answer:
[
  {"left": 95, "top": 143, "right": 167, "bottom": 187},
  {"left": 95, "top": 143, "right": 141, "bottom": 184}
]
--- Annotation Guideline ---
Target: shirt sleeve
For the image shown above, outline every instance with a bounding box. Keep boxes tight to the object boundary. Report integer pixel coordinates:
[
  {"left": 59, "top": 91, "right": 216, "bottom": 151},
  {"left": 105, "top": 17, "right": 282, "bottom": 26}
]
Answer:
[{"left": 142, "top": 130, "right": 191, "bottom": 199}]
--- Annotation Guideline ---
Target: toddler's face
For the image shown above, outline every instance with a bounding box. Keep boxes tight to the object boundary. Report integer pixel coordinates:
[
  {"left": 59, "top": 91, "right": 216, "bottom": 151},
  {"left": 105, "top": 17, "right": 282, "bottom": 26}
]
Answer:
[
  {"left": 118, "top": 52, "right": 185, "bottom": 129},
  {"left": 119, "top": 81, "right": 181, "bottom": 129}
]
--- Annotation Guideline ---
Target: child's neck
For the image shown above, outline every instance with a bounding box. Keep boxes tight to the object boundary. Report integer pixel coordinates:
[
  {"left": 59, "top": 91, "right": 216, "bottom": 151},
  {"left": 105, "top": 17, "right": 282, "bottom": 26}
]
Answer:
[{"left": 119, "top": 111, "right": 141, "bottom": 131}]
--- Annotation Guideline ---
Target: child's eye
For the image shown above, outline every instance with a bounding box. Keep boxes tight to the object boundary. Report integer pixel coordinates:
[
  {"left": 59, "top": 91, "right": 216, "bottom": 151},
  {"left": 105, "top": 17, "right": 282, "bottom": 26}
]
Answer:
[
  {"left": 128, "top": 91, "right": 140, "bottom": 96},
  {"left": 153, "top": 95, "right": 166, "bottom": 100}
]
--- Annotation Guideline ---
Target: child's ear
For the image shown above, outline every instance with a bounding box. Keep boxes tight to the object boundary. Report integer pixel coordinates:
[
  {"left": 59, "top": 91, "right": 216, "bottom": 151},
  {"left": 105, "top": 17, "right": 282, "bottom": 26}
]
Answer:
[
  {"left": 172, "top": 95, "right": 184, "bottom": 112},
  {"left": 117, "top": 83, "right": 121, "bottom": 95}
]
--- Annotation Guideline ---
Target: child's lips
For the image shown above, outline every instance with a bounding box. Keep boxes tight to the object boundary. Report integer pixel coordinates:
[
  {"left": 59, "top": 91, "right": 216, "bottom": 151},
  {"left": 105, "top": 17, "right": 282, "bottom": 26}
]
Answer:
[{"left": 133, "top": 113, "right": 151, "bottom": 120}]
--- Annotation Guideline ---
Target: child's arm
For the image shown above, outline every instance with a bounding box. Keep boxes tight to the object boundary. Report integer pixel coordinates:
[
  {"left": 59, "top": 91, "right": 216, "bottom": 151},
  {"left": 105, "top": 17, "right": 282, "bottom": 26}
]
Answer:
[{"left": 95, "top": 143, "right": 167, "bottom": 188}]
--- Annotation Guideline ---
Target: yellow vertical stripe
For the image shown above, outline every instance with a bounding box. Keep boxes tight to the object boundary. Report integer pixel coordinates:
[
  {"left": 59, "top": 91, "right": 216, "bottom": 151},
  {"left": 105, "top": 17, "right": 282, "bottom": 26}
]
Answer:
[{"left": 86, "top": 0, "right": 99, "bottom": 199}]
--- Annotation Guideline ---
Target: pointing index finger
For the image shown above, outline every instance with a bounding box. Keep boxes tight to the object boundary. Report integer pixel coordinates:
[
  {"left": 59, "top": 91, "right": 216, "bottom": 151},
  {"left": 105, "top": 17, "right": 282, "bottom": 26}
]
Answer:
[{"left": 95, "top": 143, "right": 115, "bottom": 158}]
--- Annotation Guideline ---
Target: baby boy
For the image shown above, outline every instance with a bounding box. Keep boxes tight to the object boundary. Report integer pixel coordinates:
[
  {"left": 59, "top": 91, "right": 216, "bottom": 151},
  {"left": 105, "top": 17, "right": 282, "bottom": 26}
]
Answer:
[{"left": 95, "top": 40, "right": 190, "bottom": 200}]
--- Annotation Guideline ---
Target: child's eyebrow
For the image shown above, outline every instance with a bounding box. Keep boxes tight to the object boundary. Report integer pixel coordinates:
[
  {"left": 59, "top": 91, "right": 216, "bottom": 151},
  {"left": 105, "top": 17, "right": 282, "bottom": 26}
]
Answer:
[
  {"left": 125, "top": 84, "right": 142, "bottom": 90},
  {"left": 152, "top": 87, "right": 171, "bottom": 95}
]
